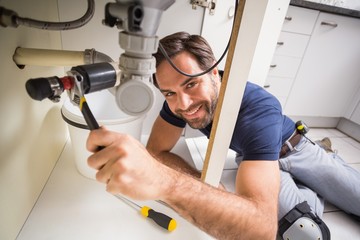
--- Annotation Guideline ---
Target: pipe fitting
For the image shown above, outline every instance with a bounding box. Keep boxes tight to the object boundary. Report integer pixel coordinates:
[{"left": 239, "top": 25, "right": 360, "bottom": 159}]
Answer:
[{"left": 0, "top": 6, "right": 19, "bottom": 28}]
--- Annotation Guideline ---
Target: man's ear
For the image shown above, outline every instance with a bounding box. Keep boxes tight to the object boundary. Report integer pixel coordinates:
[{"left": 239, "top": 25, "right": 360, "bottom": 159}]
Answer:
[
  {"left": 212, "top": 66, "right": 219, "bottom": 77},
  {"left": 212, "top": 67, "right": 222, "bottom": 82}
]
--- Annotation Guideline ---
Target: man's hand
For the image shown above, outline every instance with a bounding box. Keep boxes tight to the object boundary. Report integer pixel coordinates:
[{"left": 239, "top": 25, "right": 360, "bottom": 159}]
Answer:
[{"left": 86, "top": 127, "right": 177, "bottom": 201}]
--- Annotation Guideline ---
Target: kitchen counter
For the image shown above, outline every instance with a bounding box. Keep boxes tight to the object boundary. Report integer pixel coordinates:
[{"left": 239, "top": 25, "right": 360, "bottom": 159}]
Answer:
[
  {"left": 290, "top": 0, "right": 360, "bottom": 18},
  {"left": 17, "top": 137, "right": 214, "bottom": 240}
]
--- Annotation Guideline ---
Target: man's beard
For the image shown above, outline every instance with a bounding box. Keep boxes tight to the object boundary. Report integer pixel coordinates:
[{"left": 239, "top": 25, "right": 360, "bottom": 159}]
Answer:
[
  {"left": 176, "top": 97, "right": 218, "bottom": 129},
  {"left": 175, "top": 76, "right": 219, "bottom": 129}
]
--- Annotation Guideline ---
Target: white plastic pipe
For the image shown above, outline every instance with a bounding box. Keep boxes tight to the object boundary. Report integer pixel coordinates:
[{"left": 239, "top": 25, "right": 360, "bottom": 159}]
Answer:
[{"left": 13, "top": 48, "right": 86, "bottom": 67}]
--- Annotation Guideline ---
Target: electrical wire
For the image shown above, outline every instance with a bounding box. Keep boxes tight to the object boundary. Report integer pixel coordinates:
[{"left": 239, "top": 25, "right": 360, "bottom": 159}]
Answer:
[
  {"left": 158, "top": 0, "right": 238, "bottom": 78},
  {"left": 14, "top": 0, "right": 95, "bottom": 30}
]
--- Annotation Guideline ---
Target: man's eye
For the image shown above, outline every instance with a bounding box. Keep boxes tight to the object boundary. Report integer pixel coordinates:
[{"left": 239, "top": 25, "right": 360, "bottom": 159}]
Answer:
[
  {"left": 187, "top": 82, "right": 196, "bottom": 88},
  {"left": 165, "top": 92, "right": 175, "bottom": 97}
]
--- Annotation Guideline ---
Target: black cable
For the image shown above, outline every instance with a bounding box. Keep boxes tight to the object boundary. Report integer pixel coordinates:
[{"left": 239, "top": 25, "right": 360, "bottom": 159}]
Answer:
[{"left": 158, "top": 0, "right": 238, "bottom": 78}]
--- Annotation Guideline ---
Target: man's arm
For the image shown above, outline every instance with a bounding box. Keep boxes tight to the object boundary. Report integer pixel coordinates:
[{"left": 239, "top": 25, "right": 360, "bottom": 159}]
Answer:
[
  {"left": 87, "top": 128, "right": 280, "bottom": 240},
  {"left": 146, "top": 116, "right": 201, "bottom": 178},
  {"left": 165, "top": 160, "right": 280, "bottom": 240}
]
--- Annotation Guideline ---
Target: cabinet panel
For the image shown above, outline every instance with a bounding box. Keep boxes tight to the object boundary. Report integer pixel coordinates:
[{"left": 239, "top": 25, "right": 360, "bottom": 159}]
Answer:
[
  {"left": 275, "top": 32, "right": 310, "bottom": 58},
  {"left": 265, "top": 76, "right": 294, "bottom": 98},
  {"left": 285, "top": 13, "right": 360, "bottom": 117},
  {"left": 282, "top": 6, "right": 319, "bottom": 35},
  {"left": 268, "top": 55, "right": 302, "bottom": 78}
]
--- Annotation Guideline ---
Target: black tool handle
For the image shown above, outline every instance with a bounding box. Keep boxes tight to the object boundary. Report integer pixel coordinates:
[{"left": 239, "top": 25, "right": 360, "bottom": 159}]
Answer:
[
  {"left": 80, "top": 98, "right": 104, "bottom": 151},
  {"left": 81, "top": 100, "right": 99, "bottom": 130},
  {"left": 140, "top": 206, "right": 177, "bottom": 231},
  {"left": 148, "top": 209, "right": 174, "bottom": 230}
]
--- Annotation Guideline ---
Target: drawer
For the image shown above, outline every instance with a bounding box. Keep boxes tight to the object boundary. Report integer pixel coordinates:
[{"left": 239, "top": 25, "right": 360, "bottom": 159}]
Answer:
[
  {"left": 268, "top": 55, "right": 302, "bottom": 78},
  {"left": 282, "top": 6, "right": 319, "bottom": 35},
  {"left": 275, "top": 32, "right": 310, "bottom": 58},
  {"left": 264, "top": 76, "right": 294, "bottom": 98}
]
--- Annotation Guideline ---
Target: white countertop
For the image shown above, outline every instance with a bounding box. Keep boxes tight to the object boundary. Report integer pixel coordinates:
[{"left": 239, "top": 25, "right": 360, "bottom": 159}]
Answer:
[{"left": 17, "top": 137, "right": 214, "bottom": 240}]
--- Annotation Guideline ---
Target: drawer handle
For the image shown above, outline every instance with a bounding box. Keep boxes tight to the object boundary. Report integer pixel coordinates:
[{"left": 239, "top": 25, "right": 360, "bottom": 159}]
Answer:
[
  {"left": 284, "top": 16, "right": 292, "bottom": 21},
  {"left": 321, "top": 21, "right": 338, "bottom": 27},
  {"left": 270, "top": 64, "right": 277, "bottom": 68},
  {"left": 277, "top": 41, "right": 284, "bottom": 46},
  {"left": 263, "top": 84, "right": 270, "bottom": 88}
]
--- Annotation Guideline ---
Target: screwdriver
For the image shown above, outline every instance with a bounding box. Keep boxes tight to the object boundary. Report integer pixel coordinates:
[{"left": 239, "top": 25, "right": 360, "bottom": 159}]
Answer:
[
  {"left": 114, "top": 194, "right": 177, "bottom": 232},
  {"left": 78, "top": 96, "right": 177, "bottom": 232}
]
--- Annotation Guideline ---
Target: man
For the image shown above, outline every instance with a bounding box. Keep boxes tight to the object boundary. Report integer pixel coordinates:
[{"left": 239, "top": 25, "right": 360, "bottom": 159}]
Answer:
[{"left": 87, "top": 32, "right": 360, "bottom": 239}]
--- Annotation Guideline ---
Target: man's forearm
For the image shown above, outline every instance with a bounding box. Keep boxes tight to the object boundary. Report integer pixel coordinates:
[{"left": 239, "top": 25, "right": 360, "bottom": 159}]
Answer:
[
  {"left": 162, "top": 170, "right": 278, "bottom": 240},
  {"left": 154, "top": 151, "right": 201, "bottom": 178}
]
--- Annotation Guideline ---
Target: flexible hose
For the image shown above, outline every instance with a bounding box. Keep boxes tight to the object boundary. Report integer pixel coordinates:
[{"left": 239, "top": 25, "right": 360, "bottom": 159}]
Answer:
[{"left": 14, "top": 0, "right": 95, "bottom": 30}]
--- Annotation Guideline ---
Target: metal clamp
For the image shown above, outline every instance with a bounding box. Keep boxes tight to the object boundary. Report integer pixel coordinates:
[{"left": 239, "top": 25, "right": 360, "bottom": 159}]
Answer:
[
  {"left": 190, "top": 0, "right": 216, "bottom": 15},
  {"left": 66, "top": 70, "right": 84, "bottom": 106}
]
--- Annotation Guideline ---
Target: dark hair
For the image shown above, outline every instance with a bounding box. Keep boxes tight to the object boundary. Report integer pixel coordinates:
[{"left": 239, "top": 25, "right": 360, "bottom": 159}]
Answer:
[{"left": 152, "top": 31, "right": 216, "bottom": 87}]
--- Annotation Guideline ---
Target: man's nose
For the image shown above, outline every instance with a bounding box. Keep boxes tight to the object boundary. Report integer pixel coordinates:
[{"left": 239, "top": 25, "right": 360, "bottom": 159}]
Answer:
[{"left": 177, "top": 92, "right": 192, "bottom": 110}]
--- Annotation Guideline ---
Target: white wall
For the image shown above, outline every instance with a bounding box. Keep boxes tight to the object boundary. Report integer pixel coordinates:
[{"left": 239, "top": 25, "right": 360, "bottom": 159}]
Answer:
[
  {"left": 0, "top": 1, "right": 68, "bottom": 239},
  {"left": 0, "top": 0, "right": 204, "bottom": 239}
]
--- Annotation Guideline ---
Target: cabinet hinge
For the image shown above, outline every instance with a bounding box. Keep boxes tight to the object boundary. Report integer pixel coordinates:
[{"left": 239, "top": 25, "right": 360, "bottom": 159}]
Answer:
[{"left": 190, "top": 0, "right": 216, "bottom": 15}]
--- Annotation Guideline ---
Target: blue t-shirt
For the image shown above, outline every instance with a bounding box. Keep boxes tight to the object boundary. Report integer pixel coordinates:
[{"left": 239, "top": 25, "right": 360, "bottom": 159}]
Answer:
[{"left": 160, "top": 81, "right": 295, "bottom": 160}]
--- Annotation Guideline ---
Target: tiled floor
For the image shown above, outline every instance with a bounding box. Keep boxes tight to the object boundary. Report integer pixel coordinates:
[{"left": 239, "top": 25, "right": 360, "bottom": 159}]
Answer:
[{"left": 183, "top": 128, "right": 360, "bottom": 239}]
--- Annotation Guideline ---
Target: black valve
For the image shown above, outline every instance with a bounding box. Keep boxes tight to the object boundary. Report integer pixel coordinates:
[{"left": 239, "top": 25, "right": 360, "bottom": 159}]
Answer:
[
  {"left": 26, "top": 76, "right": 64, "bottom": 102},
  {"left": 25, "top": 62, "right": 116, "bottom": 102}
]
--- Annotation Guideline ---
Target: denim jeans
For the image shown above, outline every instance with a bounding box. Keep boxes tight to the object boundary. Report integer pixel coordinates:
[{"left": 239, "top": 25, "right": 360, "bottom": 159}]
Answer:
[{"left": 278, "top": 136, "right": 360, "bottom": 219}]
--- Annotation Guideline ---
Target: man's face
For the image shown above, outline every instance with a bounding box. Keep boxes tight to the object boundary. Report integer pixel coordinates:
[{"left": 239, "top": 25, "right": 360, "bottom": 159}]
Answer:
[{"left": 155, "top": 52, "right": 221, "bottom": 129}]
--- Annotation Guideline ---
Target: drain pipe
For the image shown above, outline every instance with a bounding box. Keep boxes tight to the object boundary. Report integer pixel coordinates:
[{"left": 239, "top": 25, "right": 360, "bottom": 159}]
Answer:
[{"left": 13, "top": 47, "right": 113, "bottom": 68}]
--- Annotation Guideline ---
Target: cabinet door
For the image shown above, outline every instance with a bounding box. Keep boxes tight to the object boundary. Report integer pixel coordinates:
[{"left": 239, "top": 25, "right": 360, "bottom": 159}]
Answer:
[
  {"left": 284, "top": 13, "right": 360, "bottom": 117},
  {"left": 201, "top": 0, "right": 290, "bottom": 87},
  {"left": 275, "top": 32, "right": 310, "bottom": 58},
  {"left": 200, "top": 0, "right": 235, "bottom": 71},
  {"left": 268, "top": 55, "right": 302, "bottom": 78},
  {"left": 282, "top": 6, "right": 319, "bottom": 35}
]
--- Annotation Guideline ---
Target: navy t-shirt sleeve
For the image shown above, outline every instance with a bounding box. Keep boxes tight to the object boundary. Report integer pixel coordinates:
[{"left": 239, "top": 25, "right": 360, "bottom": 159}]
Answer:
[
  {"left": 235, "top": 104, "right": 283, "bottom": 160},
  {"left": 159, "top": 101, "right": 186, "bottom": 128},
  {"left": 230, "top": 83, "right": 284, "bottom": 161}
]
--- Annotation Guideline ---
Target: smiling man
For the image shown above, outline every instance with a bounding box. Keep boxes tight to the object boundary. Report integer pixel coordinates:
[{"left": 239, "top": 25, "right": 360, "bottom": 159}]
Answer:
[
  {"left": 87, "top": 32, "right": 360, "bottom": 240},
  {"left": 156, "top": 51, "right": 219, "bottom": 130}
]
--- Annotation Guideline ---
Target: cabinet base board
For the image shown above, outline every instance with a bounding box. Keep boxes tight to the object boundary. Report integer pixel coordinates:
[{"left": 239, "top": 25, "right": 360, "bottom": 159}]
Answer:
[
  {"left": 288, "top": 115, "right": 340, "bottom": 128},
  {"left": 336, "top": 118, "right": 360, "bottom": 142}
]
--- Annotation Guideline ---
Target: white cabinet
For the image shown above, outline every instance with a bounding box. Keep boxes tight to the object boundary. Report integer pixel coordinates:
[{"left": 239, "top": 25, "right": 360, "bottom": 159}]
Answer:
[
  {"left": 284, "top": 12, "right": 360, "bottom": 117},
  {"left": 350, "top": 103, "right": 360, "bottom": 124},
  {"left": 347, "top": 87, "right": 360, "bottom": 125},
  {"left": 264, "top": 6, "right": 319, "bottom": 107}
]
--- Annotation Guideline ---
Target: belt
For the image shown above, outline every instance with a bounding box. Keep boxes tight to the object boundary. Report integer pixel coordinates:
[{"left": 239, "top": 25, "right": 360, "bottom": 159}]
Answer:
[{"left": 279, "top": 131, "right": 302, "bottom": 158}]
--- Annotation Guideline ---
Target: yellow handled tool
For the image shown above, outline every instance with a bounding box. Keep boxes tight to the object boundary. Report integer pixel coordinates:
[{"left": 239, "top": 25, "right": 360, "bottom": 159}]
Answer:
[{"left": 114, "top": 194, "right": 177, "bottom": 232}]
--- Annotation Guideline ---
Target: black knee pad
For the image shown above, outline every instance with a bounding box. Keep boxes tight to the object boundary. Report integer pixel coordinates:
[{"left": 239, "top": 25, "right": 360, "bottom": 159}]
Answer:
[{"left": 278, "top": 201, "right": 331, "bottom": 240}]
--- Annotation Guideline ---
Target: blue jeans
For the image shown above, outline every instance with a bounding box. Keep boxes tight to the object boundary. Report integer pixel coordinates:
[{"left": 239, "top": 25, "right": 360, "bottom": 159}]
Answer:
[{"left": 278, "top": 136, "right": 360, "bottom": 219}]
